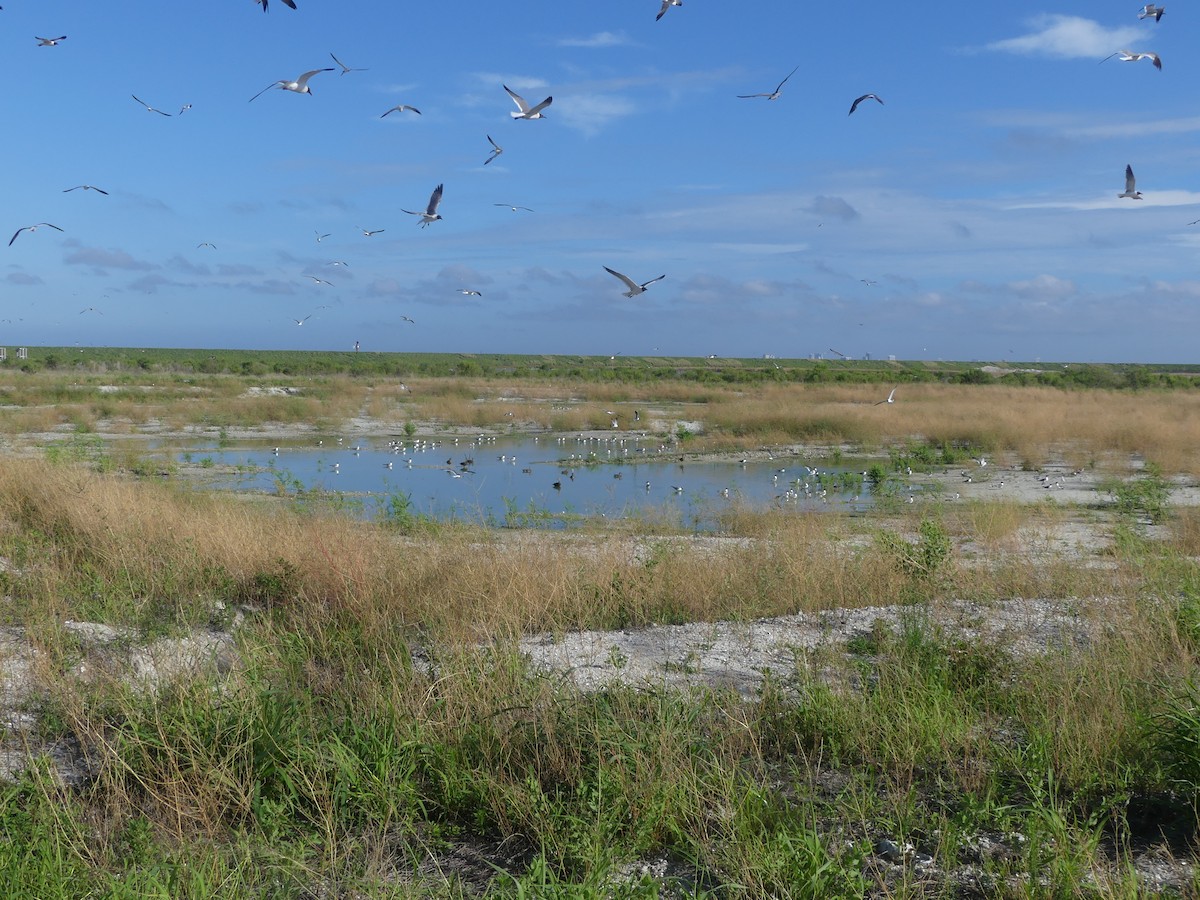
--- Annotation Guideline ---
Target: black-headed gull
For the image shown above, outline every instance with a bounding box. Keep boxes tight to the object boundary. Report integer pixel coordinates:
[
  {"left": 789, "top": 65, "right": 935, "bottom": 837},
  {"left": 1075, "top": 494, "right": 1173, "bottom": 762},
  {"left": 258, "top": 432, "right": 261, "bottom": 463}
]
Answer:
[
  {"left": 132, "top": 95, "right": 171, "bottom": 116},
  {"left": 402, "top": 184, "right": 443, "bottom": 228},
  {"left": 9, "top": 223, "right": 64, "bottom": 246},
  {"left": 737, "top": 65, "right": 799, "bottom": 100},
  {"left": 604, "top": 266, "right": 665, "bottom": 297},
  {"left": 504, "top": 85, "right": 552, "bottom": 120},
  {"left": 1118, "top": 164, "right": 1143, "bottom": 199},
  {"left": 1101, "top": 49, "right": 1162, "bottom": 69},
  {"left": 35, "top": 36, "right": 66, "bottom": 46},
  {"left": 249, "top": 68, "right": 334, "bottom": 102},
  {"left": 381, "top": 104, "right": 421, "bottom": 117},
  {"left": 656, "top": 0, "right": 682, "bottom": 21},
  {"left": 484, "top": 135, "right": 503, "bottom": 165},
  {"left": 849, "top": 93, "right": 884, "bottom": 115},
  {"left": 63, "top": 185, "right": 108, "bottom": 195},
  {"left": 330, "top": 53, "right": 367, "bottom": 76},
  {"left": 1138, "top": 4, "right": 1165, "bottom": 21}
]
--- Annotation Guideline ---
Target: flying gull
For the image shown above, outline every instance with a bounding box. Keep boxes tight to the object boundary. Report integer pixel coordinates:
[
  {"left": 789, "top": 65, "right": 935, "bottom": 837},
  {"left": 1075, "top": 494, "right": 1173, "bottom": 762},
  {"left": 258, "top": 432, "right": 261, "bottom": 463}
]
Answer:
[
  {"left": 604, "top": 266, "right": 665, "bottom": 297},
  {"left": 1118, "top": 164, "right": 1143, "bottom": 199},
  {"left": 656, "top": 0, "right": 682, "bottom": 21},
  {"left": 330, "top": 52, "right": 367, "bottom": 76},
  {"left": 458, "top": 289, "right": 482, "bottom": 297},
  {"left": 848, "top": 93, "right": 884, "bottom": 115},
  {"left": 315, "top": 230, "right": 331, "bottom": 242},
  {"left": 874, "top": 388, "right": 897, "bottom": 406},
  {"left": 402, "top": 183, "right": 443, "bottom": 228},
  {"left": 292, "top": 315, "right": 311, "bottom": 325},
  {"left": 131, "top": 94, "right": 172, "bottom": 116},
  {"left": 9, "top": 223, "right": 64, "bottom": 246},
  {"left": 484, "top": 134, "right": 503, "bottom": 165},
  {"left": 381, "top": 104, "right": 421, "bottom": 117},
  {"left": 504, "top": 84, "right": 552, "bottom": 120},
  {"left": 196, "top": 242, "right": 216, "bottom": 249},
  {"left": 1100, "top": 50, "right": 1162, "bottom": 69},
  {"left": 63, "top": 185, "right": 108, "bottom": 195},
  {"left": 494, "top": 203, "right": 533, "bottom": 212},
  {"left": 249, "top": 68, "right": 334, "bottom": 102},
  {"left": 304, "top": 275, "right": 333, "bottom": 286},
  {"left": 359, "top": 227, "right": 385, "bottom": 236},
  {"left": 35, "top": 36, "right": 66, "bottom": 46},
  {"left": 256, "top": 0, "right": 297, "bottom": 10},
  {"left": 1138, "top": 4, "right": 1165, "bottom": 21},
  {"left": 737, "top": 65, "right": 799, "bottom": 100}
]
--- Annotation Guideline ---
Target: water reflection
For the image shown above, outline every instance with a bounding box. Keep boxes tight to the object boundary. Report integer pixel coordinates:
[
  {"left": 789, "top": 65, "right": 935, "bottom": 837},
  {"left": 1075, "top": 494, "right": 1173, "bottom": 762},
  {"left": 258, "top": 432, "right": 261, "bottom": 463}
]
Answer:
[{"left": 178, "top": 432, "right": 872, "bottom": 529}]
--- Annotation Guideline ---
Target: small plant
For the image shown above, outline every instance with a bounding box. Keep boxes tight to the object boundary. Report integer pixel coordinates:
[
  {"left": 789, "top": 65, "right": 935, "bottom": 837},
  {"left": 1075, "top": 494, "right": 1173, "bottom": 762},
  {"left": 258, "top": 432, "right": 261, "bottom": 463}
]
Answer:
[
  {"left": 1105, "top": 463, "right": 1171, "bottom": 525},
  {"left": 877, "top": 518, "right": 952, "bottom": 585}
]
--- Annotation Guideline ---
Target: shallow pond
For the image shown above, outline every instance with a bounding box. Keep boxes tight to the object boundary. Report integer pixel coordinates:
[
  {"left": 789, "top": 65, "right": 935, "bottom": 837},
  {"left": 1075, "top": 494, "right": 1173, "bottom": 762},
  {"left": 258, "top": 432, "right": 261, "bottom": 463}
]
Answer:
[{"left": 177, "top": 432, "right": 874, "bottom": 529}]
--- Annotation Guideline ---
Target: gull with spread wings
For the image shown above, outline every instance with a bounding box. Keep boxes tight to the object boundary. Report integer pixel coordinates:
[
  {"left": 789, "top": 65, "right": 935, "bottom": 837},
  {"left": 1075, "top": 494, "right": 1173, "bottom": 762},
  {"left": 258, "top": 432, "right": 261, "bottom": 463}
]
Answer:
[
  {"left": 249, "top": 68, "right": 334, "bottom": 102},
  {"left": 604, "top": 266, "right": 665, "bottom": 298},
  {"left": 402, "top": 184, "right": 444, "bottom": 228},
  {"left": 504, "top": 84, "right": 552, "bottom": 120},
  {"left": 737, "top": 65, "right": 799, "bottom": 100}
]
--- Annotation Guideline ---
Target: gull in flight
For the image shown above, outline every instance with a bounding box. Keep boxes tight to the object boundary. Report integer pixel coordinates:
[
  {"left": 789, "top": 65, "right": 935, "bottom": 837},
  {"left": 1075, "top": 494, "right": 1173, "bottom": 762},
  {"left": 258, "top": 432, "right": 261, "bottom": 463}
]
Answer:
[
  {"left": 326, "top": 260, "right": 348, "bottom": 267},
  {"left": 305, "top": 275, "right": 333, "bottom": 286},
  {"left": 604, "top": 266, "right": 665, "bottom": 298},
  {"left": 315, "top": 230, "right": 331, "bottom": 242},
  {"left": 484, "top": 135, "right": 503, "bottom": 165},
  {"left": 874, "top": 388, "right": 897, "bottom": 406},
  {"left": 329, "top": 53, "right": 367, "bottom": 76},
  {"left": 197, "top": 242, "right": 216, "bottom": 249},
  {"left": 1101, "top": 50, "right": 1162, "bottom": 69},
  {"left": 504, "top": 84, "right": 552, "bottom": 120},
  {"left": 292, "top": 315, "right": 311, "bottom": 325},
  {"left": 63, "top": 185, "right": 108, "bottom": 195},
  {"left": 458, "top": 289, "right": 482, "bottom": 297},
  {"left": 849, "top": 93, "right": 884, "bottom": 115},
  {"left": 79, "top": 307, "right": 103, "bottom": 316},
  {"left": 1118, "top": 164, "right": 1143, "bottom": 199},
  {"left": 656, "top": 0, "right": 682, "bottom": 21},
  {"left": 249, "top": 68, "right": 334, "bottom": 102},
  {"left": 36, "top": 36, "right": 66, "bottom": 46},
  {"left": 9, "top": 223, "right": 64, "bottom": 246},
  {"left": 737, "top": 65, "right": 799, "bottom": 100},
  {"left": 860, "top": 278, "right": 877, "bottom": 286},
  {"left": 381, "top": 104, "right": 421, "bottom": 117},
  {"left": 359, "top": 227, "right": 385, "bottom": 236},
  {"left": 132, "top": 94, "right": 171, "bottom": 116},
  {"left": 400, "top": 315, "right": 415, "bottom": 324},
  {"left": 494, "top": 203, "right": 533, "bottom": 212},
  {"left": 1138, "top": 4, "right": 1165, "bottom": 21},
  {"left": 256, "top": 0, "right": 297, "bottom": 10},
  {"left": 402, "top": 183, "right": 443, "bottom": 228},
  {"left": 178, "top": 103, "right": 192, "bottom": 115}
]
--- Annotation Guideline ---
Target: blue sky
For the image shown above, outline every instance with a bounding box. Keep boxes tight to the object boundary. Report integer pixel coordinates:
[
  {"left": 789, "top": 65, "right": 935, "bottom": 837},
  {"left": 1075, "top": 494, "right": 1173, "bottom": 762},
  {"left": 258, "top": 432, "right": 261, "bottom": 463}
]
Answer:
[{"left": 2, "top": 2, "right": 1198, "bottom": 362}]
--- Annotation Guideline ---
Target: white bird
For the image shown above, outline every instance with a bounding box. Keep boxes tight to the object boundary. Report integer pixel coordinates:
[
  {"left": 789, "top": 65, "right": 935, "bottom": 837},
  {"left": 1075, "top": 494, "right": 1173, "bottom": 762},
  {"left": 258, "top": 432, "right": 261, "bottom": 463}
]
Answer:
[
  {"left": 1101, "top": 49, "right": 1162, "bottom": 69},
  {"left": 849, "top": 93, "right": 884, "bottom": 115},
  {"left": 326, "top": 260, "right": 348, "bottom": 267},
  {"left": 737, "top": 65, "right": 799, "bottom": 100},
  {"left": 381, "top": 104, "right": 421, "bottom": 117},
  {"left": 63, "top": 185, "right": 108, "bottom": 195},
  {"left": 457, "top": 289, "right": 482, "bottom": 297},
  {"left": 292, "top": 315, "right": 311, "bottom": 325},
  {"left": 494, "top": 203, "right": 534, "bottom": 212},
  {"left": 9, "top": 223, "right": 63, "bottom": 246},
  {"left": 402, "top": 183, "right": 443, "bottom": 228},
  {"left": 1138, "top": 4, "right": 1165, "bottom": 21},
  {"left": 504, "top": 84, "right": 552, "bottom": 120},
  {"left": 656, "top": 0, "right": 682, "bottom": 21},
  {"left": 305, "top": 275, "right": 333, "bottom": 286},
  {"left": 315, "top": 230, "right": 331, "bottom": 242},
  {"left": 1118, "top": 164, "right": 1143, "bottom": 199},
  {"left": 35, "top": 36, "right": 66, "bottom": 46},
  {"left": 359, "top": 227, "right": 385, "bottom": 236},
  {"left": 131, "top": 94, "right": 171, "bottom": 116},
  {"left": 178, "top": 103, "right": 193, "bottom": 115},
  {"left": 484, "top": 134, "right": 503, "bottom": 165},
  {"left": 874, "top": 388, "right": 897, "bottom": 406},
  {"left": 604, "top": 267, "right": 666, "bottom": 298},
  {"left": 249, "top": 68, "right": 334, "bottom": 102},
  {"left": 329, "top": 52, "right": 367, "bottom": 76}
]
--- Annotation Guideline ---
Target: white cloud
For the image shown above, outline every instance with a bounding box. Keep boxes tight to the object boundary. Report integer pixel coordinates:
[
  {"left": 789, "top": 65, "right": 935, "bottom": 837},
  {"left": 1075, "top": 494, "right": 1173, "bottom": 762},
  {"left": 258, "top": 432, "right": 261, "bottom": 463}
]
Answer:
[
  {"left": 556, "top": 31, "right": 631, "bottom": 49},
  {"left": 986, "top": 15, "right": 1141, "bottom": 59},
  {"left": 555, "top": 93, "right": 637, "bottom": 136}
]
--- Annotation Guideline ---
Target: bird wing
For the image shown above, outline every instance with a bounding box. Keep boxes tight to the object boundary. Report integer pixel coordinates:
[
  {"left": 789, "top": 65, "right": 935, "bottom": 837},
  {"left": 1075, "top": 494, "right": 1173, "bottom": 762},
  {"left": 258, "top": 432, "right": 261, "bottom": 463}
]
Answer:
[
  {"left": 248, "top": 81, "right": 281, "bottom": 103},
  {"left": 656, "top": 0, "right": 670, "bottom": 20},
  {"left": 849, "top": 96, "right": 864, "bottom": 115},
  {"left": 294, "top": 68, "right": 333, "bottom": 88},
  {"left": 526, "top": 95, "right": 553, "bottom": 115},
  {"left": 281, "top": 0, "right": 297, "bottom": 8},
  {"left": 1125, "top": 165, "right": 1137, "bottom": 192},
  {"left": 330, "top": 53, "right": 349, "bottom": 72},
  {"left": 774, "top": 65, "right": 800, "bottom": 93},
  {"left": 487, "top": 134, "right": 501, "bottom": 151},
  {"left": 426, "top": 184, "right": 444, "bottom": 216},
  {"left": 737, "top": 93, "right": 770, "bottom": 99},
  {"left": 41, "top": 223, "right": 64, "bottom": 232},
  {"left": 503, "top": 85, "right": 530, "bottom": 113},
  {"left": 604, "top": 267, "right": 640, "bottom": 292},
  {"left": 640, "top": 275, "right": 667, "bottom": 289},
  {"left": 8, "top": 228, "right": 27, "bottom": 246}
]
